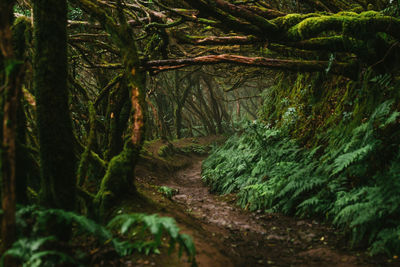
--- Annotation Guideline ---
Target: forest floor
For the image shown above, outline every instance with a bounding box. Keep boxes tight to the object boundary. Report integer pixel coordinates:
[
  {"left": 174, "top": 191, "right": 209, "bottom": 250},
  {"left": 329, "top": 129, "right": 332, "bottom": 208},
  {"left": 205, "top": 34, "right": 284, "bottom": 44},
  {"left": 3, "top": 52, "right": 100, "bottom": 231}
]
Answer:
[{"left": 100, "top": 137, "right": 398, "bottom": 267}]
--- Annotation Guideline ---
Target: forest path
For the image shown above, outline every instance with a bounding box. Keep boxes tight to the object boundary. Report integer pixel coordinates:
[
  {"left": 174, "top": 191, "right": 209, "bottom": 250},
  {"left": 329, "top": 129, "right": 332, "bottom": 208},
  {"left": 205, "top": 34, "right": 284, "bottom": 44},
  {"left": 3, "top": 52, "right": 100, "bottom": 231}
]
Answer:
[{"left": 152, "top": 157, "right": 377, "bottom": 267}]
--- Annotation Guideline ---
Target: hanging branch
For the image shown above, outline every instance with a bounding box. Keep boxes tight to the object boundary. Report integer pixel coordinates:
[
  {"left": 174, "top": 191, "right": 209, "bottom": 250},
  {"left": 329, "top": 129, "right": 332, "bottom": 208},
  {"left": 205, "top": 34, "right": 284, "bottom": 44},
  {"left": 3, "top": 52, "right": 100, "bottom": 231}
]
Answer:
[{"left": 145, "top": 54, "right": 358, "bottom": 78}]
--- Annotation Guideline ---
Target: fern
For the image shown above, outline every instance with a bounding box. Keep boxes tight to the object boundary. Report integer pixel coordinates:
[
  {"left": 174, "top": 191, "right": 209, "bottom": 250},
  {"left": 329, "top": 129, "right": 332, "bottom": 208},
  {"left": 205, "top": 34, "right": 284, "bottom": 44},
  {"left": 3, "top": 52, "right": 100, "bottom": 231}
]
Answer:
[
  {"left": 203, "top": 98, "right": 400, "bottom": 256},
  {"left": 3, "top": 206, "right": 197, "bottom": 266},
  {"left": 331, "top": 144, "right": 374, "bottom": 175},
  {"left": 108, "top": 213, "right": 196, "bottom": 262},
  {"left": 380, "top": 111, "right": 400, "bottom": 128},
  {"left": 24, "top": 251, "right": 77, "bottom": 267},
  {"left": 157, "top": 186, "right": 178, "bottom": 199},
  {"left": 371, "top": 99, "right": 395, "bottom": 123},
  {"left": 370, "top": 227, "right": 400, "bottom": 255},
  {"left": 1, "top": 237, "right": 78, "bottom": 267},
  {"left": 33, "top": 208, "right": 113, "bottom": 244}
]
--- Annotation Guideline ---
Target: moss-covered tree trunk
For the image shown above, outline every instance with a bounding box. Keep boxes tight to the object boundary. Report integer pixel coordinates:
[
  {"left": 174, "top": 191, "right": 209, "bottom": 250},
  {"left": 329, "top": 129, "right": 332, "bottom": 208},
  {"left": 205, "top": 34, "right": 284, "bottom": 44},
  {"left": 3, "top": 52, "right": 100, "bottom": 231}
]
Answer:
[
  {"left": 69, "top": 0, "right": 147, "bottom": 217},
  {"left": 95, "top": 72, "right": 146, "bottom": 218},
  {"left": 0, "top": 0, "right": 23, "bottom": 261},
  {"left": 0, "top": 56, "right": 3, "bottom": 202},
  {"left": 33, "top": 0, "right": 76, "bottom": 211},
  {"left": 13, "top": 17, "right": 31, "bottom": 205},
  {"left": 105, "top": 81, "right": 131, "bottom": 160},
  {"left": 15, "top": 103, "right": 29, "bottom": 204}
]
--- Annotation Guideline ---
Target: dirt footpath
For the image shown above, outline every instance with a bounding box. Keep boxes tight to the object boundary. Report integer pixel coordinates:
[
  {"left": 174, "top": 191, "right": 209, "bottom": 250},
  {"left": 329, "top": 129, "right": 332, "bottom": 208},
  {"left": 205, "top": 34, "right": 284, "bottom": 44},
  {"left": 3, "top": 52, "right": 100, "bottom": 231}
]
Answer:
[
  {"left": 136, "top": 153, "right": 400, "bottom": 267},
  {"left": 143, "top": 157, "right": 393, "bottom": 267}
]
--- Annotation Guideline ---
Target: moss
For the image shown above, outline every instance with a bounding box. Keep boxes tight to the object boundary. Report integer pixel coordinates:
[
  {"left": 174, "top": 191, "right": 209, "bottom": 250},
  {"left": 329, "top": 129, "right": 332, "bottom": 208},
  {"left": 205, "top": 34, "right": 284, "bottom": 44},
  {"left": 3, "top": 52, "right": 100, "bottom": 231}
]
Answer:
[
  {"left": 70, "top": 0, "right": 148, "bottom": 216},
  {"left": 367, "top": 4, "right": 375, "bottom": 11},
  {"left": 77, "top": 102, "right": 96, "bottom": 187},
  {"left": 291, "top": 15, "right": 340, "bottom": 40},
  {"left": 285, "top": 11, "right": 400, "bottom": 42},
  {"left": 351, "top": 6, "right": 364, "bottom": 13},
  {"left": 105, "top": 80, "right": 131, "bottom": 161},
  {"left": 336, "top": 11, "right": 359, "bottom": 17},
  {"left": 260, "top": 66, "right": 400, "bottom": 149},
  {"left": 34, "top": 0, "right": 76, "bottom": 210},
  {"left": 272, "top": 13, "right": 318, "bottom": 31},
  {"left": 11, "top": 16, "right": 32, "bottom": 204},
  {"left": 360, "top": 10, "right": 381, "bottom": 17},
  {"left": 11, "top": 16, "right": 31, "bottom": 59},
  {"left": 94, "top": 143, "right": 138, "bottom": 218},
  {"left": 158, "top": 143, "right": 174, "bottom": 157}
]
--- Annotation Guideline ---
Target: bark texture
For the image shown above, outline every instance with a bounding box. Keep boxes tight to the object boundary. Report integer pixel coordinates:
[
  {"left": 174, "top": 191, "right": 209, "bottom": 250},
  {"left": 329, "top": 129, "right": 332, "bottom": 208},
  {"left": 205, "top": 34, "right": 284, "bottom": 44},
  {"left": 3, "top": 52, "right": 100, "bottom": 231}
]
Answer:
[
  {"left": 33, "top": 0, "right": 76, "bottom": 211},
  {"left": 0, "top": 1, "right": 22, "bottom": 262}
]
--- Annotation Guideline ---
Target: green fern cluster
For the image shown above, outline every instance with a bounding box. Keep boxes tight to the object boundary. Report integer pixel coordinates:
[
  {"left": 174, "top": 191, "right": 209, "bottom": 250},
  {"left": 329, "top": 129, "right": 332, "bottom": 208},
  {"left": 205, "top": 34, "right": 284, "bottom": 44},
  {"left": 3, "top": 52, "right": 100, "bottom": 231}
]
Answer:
[
  {"left": 108, "top": 213, "right": 195, "bottom": 261},
  {"left": 2, "top": 205, "right": 196, "bottom": 266},
  {"left": 383, "top": 0, "right": 400, "bottom": 17},
  {"left": 177, "top": 144, "right": 208, "bottom": 155},
  {"left": 157, "top": 186, "right": 179, "bottom": 199},
  {"left": 202, "top": 99, "right": 400, "bottom": 255}
]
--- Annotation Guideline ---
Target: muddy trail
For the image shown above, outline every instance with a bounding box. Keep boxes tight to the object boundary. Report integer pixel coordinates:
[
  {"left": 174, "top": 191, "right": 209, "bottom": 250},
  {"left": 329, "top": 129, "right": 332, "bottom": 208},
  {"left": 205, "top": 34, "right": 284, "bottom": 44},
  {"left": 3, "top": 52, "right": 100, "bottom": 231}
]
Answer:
[{"left": 135, "top": 156, "right": 393, "bottom": 267}]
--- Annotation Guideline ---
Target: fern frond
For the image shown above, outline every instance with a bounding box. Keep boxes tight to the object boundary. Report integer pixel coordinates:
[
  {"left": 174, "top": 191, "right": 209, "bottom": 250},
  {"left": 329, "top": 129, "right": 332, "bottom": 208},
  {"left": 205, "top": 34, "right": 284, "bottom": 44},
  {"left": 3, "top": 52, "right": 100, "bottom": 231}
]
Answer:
[
  {"left": 331, "top": 144, "right": 374, "bottom": 176},
  {"left": 108, "top": 213, "right": 195, "bottom": 261}
]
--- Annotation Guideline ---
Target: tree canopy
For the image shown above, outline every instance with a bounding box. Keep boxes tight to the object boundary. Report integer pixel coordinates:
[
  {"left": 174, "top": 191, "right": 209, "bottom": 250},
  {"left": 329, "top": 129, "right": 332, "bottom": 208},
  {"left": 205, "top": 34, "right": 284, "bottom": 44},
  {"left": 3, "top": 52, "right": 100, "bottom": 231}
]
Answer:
[{"left": 63, "top": 0, "right": 400, "bottom": 77}]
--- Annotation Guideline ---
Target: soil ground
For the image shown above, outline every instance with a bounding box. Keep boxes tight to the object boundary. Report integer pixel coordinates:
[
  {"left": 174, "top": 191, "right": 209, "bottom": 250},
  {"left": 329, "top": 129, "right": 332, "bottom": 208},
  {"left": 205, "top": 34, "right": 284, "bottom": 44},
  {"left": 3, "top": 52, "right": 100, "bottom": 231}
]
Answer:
[{"left": 95, "top": 137, "right": 399, "bottom": 267}]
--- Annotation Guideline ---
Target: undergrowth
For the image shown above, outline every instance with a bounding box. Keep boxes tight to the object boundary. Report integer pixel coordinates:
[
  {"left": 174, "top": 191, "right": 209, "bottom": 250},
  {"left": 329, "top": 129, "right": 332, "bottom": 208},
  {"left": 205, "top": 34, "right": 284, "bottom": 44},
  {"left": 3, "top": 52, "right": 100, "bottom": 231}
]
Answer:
[
  {"left": 157, "top": 186, "right": 179, "bottom": 199},
  {"left": 1, "top": 205, "right": 196, "bottom": 266},
  {"left": 202, "top": 99, "right": 400, "bottom": 256}
]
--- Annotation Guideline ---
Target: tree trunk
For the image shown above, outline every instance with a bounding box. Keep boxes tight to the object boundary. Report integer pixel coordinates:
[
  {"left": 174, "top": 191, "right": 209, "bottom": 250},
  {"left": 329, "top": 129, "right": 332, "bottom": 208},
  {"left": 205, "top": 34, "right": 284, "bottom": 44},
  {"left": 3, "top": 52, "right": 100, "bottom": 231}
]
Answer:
[
  {"left": 203, "top": 75, "right": 223, "bottom": 134},
  {"left": 68, "top": 0, "right": 148, "bottom": 217},
  {"left": 175, "top": 103, "right": 183, "bottom": 139},
  {"left": 13, "top": 17, "right": 31, "bottom": 205},
  {"left": 0, "top": 1, "right": 22, "bottom": 262},
  {"left": 33, "top": 0, "right": 76, "bottom": 211},
  {"left": 175, "top": 78, "right": 192, "bottom": 139},
  {"left": 105, "top": 81, "right": 131, "bottom": 161},
  {"left": 195, "top": 82, "right": 216, "bottom": 134}
]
